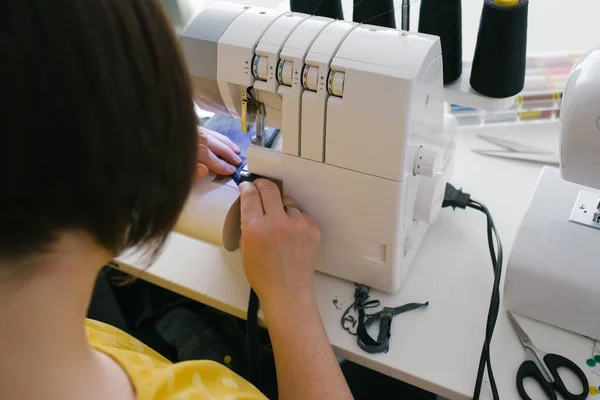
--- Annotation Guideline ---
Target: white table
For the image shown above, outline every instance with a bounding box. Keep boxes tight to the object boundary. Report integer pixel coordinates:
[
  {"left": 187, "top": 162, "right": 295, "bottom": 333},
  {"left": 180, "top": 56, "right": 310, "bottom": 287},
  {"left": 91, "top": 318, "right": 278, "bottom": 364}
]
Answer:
[{"left": 116, "top": 122, "right": 600, "bottom": 399}]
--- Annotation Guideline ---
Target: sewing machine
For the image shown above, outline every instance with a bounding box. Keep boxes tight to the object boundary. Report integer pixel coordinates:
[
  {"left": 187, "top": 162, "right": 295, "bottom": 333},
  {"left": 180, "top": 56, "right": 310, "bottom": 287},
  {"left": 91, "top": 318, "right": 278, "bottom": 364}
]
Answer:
[
  {"left": 173, "top": 1, "right": 497, "bottom": 293},
  {"left": 505, "top": 46, "right": 600, "bottom": 338}
]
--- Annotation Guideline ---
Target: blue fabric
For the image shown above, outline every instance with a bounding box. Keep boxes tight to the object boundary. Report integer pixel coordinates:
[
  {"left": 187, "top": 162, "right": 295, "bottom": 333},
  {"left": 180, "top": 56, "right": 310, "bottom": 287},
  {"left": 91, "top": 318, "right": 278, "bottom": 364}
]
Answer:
[
  {"left": 200, "top": 114, "right": 279, "bottom": 183},
  {"left": 200, "top": 114, "right": 253, "bottom": 159},
  {"left": 201, "top": 114, "right": 280, "bottom": 153}
]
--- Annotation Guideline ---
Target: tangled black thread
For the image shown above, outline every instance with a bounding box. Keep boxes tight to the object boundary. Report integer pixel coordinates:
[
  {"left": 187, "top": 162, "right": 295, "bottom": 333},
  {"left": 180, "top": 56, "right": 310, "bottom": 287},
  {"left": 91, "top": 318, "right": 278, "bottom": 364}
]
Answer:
[
  {"left": 341, "top": 284, "right": 380, "bottom": 335},
  {"left": 340, "top": 284, "right": 429, "bottom": 354}
]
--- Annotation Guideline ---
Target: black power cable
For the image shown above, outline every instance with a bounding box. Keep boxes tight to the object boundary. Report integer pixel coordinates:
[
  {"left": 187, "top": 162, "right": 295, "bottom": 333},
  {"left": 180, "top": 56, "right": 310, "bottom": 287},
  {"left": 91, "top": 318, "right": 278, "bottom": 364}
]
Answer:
[
  {"left": 245, "top": 183, "right": 502, "bottom": 398},
  {"left": 247, "top": 289, "right": 262, "bottom": 390},
  {"left": 443, "top": 183, "right": 503, "bottom": 400}
]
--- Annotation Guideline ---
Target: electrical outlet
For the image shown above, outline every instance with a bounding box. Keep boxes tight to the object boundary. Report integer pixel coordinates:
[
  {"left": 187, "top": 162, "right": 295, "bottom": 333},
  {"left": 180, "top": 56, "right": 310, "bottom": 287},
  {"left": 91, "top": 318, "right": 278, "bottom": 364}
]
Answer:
[{"left": 569, "top": 191, "right": 600, "bottom": 231}]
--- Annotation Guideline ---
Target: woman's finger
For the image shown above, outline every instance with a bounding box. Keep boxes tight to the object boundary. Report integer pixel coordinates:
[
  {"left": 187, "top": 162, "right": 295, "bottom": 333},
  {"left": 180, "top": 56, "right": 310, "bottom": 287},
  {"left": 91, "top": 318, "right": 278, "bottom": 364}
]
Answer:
[
  {"left": 198, "top": 144, "right": 237, "bottom": 175},
  {"left": 282, "top": 197, "right": 303, "bottom": 219},
  {"left": 206, "top": 134, "right": 242, "bottom": 166},
  {"left": 200, "top": 127, "right": 240, "bottom": 153},
  {"left": 255, "top": 179, "right": 285, "bottom": 218},
  {"left": 196, "top": 163, "right": 209, "bottom": 179},
  {"left": 303, "top": 212, "right": 320, "bottom": 230},
  {"left": 240, "top": 181, "right": 264, "bottom": 224}
]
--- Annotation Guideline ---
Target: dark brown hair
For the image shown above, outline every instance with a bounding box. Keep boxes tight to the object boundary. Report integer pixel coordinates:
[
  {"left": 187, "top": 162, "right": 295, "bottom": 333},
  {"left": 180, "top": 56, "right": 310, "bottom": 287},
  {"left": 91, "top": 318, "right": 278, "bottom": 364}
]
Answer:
[{"left": 0, "top": 0, "right": 198, "bottom": 259}]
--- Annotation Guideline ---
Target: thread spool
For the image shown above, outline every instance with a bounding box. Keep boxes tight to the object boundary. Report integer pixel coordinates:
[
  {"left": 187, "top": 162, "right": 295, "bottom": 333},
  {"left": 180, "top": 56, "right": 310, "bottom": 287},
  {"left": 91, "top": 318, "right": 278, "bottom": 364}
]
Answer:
[
  {"left": 353, "top": 0, "right": 395, "bottom": 29},
  {"left": 418, "top": 0, "right": 462, "bottom": 85},
  {"left": 290, "top": 0, "right": 343, "bottom": 19},
  {"left": 469, "top": 0, "right": 528, "bottom": 98}
]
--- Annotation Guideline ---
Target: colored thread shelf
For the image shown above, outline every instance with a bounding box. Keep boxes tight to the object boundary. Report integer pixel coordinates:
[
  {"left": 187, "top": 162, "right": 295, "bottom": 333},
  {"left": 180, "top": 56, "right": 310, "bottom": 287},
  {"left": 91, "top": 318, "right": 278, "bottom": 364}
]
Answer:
[{"left": 448, "top": 52, "right": 583, "bottom": 126}]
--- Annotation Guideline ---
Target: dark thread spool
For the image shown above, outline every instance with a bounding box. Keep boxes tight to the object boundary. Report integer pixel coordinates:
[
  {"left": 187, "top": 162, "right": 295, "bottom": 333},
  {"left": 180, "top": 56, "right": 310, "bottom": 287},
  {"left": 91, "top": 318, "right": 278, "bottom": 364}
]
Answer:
[
  {"left": 353, "top": 0, "right": 395, "bottom": 29},
  {"left": 470, "top": 0, "right": 528, "bottom": 98},
  {"left": 418, "top": 0, "right": 462, "bottom": 85},
  {"left": 290, "top": 0, "right": 343, "bottom": 19}
]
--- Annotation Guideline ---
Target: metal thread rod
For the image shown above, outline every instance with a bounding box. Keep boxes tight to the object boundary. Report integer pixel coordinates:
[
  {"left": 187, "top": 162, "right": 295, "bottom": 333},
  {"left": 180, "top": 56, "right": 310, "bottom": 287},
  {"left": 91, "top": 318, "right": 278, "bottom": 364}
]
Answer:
[
  {"left": 253, "top": 113, "right": 265, "bottom": 146},
  {"left": 401, "top": 0, "right": 410, "bottom": 31}
]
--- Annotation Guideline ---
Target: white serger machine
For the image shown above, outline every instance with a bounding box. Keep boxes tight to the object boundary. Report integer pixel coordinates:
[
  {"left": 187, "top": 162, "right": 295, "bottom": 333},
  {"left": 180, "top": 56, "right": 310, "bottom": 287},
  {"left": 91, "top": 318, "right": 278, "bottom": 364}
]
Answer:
[
  {"left": 173, "top": 2, "right": 459, "bottom": 293},
  {"left": 505, "top": 46, "right": 600, "bottom": 338}
]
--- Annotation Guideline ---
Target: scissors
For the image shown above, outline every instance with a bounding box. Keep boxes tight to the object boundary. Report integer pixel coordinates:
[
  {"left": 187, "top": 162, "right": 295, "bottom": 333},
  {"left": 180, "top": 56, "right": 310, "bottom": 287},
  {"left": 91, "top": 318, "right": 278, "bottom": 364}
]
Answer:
[
  {"left": 508, "top": 312, "right": 589, "bottom": 400},
  {"left": 473, "top": 134, "right": 560, "bottom": 166}
]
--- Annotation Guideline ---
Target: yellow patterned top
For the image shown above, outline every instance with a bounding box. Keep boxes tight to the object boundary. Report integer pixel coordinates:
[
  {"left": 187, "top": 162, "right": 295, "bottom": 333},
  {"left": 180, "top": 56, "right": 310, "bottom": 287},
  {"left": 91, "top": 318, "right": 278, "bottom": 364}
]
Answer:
[{"left": 85, "top": 319, "right": 267, "bottom": 400}]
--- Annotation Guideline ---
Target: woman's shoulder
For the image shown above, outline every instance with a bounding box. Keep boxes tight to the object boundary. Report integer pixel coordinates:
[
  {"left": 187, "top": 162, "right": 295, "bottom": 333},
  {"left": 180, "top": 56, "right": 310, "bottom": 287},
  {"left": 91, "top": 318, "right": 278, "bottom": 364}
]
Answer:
[
  {"left": 85, "top": 319, "right": 267, "bottom": 400},
  {"left": 85, "top": 318, "right": 170, "bottom": 362}
]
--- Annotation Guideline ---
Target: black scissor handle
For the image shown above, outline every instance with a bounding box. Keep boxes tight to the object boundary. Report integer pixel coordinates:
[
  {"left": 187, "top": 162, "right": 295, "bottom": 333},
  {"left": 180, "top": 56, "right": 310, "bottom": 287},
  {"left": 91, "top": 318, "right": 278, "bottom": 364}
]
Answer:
[
  {"left": 516, "top": 360, "right": 557, "bottom": 400},
  {"left": 544, "top": 353, "right": 589, "bottom": 400}
]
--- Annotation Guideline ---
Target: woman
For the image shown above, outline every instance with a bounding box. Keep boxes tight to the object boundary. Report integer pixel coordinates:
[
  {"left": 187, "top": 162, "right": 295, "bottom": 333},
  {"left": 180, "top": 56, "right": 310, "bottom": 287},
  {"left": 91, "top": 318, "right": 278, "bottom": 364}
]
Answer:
[{"left": 0, "top": 1, "right": 353, "bottom": 399}]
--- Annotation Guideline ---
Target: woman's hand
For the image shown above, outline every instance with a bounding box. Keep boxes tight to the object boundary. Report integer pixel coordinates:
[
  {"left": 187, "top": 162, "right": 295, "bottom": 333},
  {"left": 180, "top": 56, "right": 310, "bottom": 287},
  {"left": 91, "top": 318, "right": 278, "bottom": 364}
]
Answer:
[
  {"left": 239, "top": 180, "right": 353, "bottom": 400},
  {"left": 239, "top": 179, "right": 322, "bottom": 306},
  {"left": 196, "top": 127, "right": 242, "bottom": 178}
]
